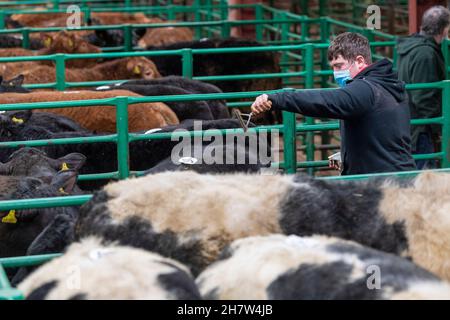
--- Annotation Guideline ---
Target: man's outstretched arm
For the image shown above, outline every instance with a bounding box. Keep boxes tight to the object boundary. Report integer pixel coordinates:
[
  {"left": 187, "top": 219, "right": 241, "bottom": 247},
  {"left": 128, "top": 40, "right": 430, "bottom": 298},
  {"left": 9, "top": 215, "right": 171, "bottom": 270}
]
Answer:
[{"left": 253, "top": 80, "right": 375, "bottom": 120}]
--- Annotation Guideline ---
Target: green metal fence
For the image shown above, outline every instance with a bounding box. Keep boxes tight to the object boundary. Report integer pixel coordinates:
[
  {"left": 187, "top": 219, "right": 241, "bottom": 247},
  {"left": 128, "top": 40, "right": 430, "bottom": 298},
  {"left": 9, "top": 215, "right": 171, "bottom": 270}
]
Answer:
[{"left": 1, "top": 41, "right": 449, "bottom": 172}]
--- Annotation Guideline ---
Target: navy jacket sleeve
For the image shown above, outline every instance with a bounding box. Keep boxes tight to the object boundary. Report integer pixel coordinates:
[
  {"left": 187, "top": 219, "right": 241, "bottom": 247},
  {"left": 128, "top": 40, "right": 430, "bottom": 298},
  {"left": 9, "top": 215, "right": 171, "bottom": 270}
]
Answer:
[{"left": 267, "top": 80, "right": 375, "bottom": 120}]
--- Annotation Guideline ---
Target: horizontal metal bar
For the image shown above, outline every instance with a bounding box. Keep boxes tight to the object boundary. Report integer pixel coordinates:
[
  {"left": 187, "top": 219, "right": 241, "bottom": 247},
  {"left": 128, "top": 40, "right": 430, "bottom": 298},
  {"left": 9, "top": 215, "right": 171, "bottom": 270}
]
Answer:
[
  {"left": 0, "top": 254, "right": 62, "bottom": 268},
  {"left": 0, "top": 195, "right": 92, "bottom": 211}
]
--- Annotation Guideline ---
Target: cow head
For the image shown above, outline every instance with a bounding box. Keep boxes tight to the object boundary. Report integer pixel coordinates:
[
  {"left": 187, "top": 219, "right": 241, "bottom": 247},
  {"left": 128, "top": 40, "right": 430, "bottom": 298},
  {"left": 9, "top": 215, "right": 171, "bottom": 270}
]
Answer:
[
  {"left": 40, "top": 31, "right": 101, "bottom": 55},
  {"left": 0, "top": 169, "right": 81, "bottom": 259},
  {"left": 0, "top": 147, "right": 86, "bottom": 183},
  {"left": 125, "top": 57, "right": 161, "bottom": 80},
  {"left": 0, "top": 109, "right": 33, "bottom": 138},
  {"left": 0, "top": 75, "right": 30, "bottom": 93}
]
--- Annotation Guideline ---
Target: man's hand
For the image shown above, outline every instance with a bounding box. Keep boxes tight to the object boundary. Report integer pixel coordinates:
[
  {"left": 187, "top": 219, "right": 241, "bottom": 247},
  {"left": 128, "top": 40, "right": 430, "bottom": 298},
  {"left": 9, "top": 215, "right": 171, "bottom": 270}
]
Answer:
[
  {"left": 251, "top": 94, "right": 272, "bottom": 115},
  {"left": 328, "top": 152, "right": 342, "bottom": 172}
]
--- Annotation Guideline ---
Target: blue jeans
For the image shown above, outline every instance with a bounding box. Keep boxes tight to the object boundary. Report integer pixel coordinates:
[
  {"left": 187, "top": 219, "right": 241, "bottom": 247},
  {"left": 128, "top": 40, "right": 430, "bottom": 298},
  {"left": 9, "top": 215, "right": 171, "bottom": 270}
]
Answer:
[{"left": 414, "top": 133, "right": 438, "bottom": 170}]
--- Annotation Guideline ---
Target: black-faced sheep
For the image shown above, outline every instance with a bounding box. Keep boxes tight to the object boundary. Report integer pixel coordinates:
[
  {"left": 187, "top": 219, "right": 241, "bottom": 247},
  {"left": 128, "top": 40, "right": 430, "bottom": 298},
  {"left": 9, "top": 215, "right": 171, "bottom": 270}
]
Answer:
[
  {"left": 196, "top": 235, "right": 450, "bottom": 300},
  {"left": 18, "top": 237, "right": 201, "bottom": 300},
  {"left": 75, "top": 171, "right": 450, "bottom": 280}
]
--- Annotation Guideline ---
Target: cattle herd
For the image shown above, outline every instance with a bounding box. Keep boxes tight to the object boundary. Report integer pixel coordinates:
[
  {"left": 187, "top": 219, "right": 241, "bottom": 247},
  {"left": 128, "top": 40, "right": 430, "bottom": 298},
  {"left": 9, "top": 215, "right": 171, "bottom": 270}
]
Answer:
[{"left": 0, "top": 10, "right": 449, "bottom": 300}]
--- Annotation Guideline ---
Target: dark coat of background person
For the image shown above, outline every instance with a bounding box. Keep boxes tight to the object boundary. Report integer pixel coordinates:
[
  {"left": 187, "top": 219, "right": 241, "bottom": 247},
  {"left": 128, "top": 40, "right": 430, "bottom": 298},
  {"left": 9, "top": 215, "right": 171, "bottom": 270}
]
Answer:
[
  {"left": 396, "top": 33, "right": 446, "bottom": 147},
  {"left": 267, "top": 59, "right": 416, "bottom": 175}
]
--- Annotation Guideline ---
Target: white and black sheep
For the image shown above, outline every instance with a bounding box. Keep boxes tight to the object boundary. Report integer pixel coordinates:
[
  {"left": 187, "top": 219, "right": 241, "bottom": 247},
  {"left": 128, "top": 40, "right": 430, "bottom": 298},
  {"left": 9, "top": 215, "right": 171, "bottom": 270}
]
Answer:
[
  {"left": 75, "top": 171, "right": 450, "bottom": 280},
  {"left": 18, "top": 237, "right": 201, "bottom": 300},
  {"left": 196, "top": 235, "right": 450, "bottom": 300}
]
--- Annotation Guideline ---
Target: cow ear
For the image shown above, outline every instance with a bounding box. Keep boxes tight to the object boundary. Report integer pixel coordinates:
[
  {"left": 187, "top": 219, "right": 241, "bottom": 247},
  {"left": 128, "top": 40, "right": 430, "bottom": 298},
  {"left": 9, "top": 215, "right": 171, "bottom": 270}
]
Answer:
[
  {"left": 134, "top": 27, "right": 147, "bottom": 38},
  {"left": 41, "top": 34, "right": 53, "bottom": 48},
  {"left": 53, "top": 153, "right": 86, "bottom": 171},
  {"left": 9, "top": 109, "right": 32, "bottom": 124},
  {"left": 51, "top": 170, "right": 78, "bottom": 194},
  {"left": 0, "top": 161, "right": 10, "bottom": 175},
  {"left": 4, "top": 74, "right": 25, "bottom": 87},
  {"left": 66, "top": 33, "right": 75, "bottom": 49}
]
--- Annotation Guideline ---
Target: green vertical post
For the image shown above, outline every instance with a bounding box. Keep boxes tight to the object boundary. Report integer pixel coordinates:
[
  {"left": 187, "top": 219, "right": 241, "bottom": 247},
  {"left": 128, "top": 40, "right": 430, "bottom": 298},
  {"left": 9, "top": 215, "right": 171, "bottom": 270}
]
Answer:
[
  {"left": 123, "top": 24, "right": 132, "bottom": 51},
  {"left": 300, "top": 0, "right": 308, "bottom": 16},
  {"left": 194, "top": 3, "right": 201, "bottom": 39},
  {"left": 441, "top": 81, "right": 450, "bottom": 168},
  {"left": 0, "top": 11, "right": 5, "bottom": 29},
  {"left": 181, "top": 49, "right": 193, "bottom": 79},
  {"left": 318, "top": 0, "right": 327, "bottom": 16},
  {"left": 280, "top": 11, "right": 289, "bottom": 76},
  {"left": 82, "top": 7, "right": 90, "bottom": 26},
  {"left": 442, "top": 39, "right": 449, "bottom": 79},
  {"left": 320, "top": 17, "right": 330, "bottom": 87},
  {"left": 116, "top": 97, "right": 130, "bottom": 180},
  {"left": 221, "top": 21, "right": 231, "bottom": 38},
  {"left": 220, "top": 0, "right": 228, "bottom": 22},
  {"left": 363, "top": 29, "right": 375, "bottom": 58},
  {"left": 300, "top": 19, "right": 307, "bottom": 42},
  {"left": 52, "top": 0, "right": 60, "bottom": 9},
  {"left": 280, "top": 12, "right": 289, "bottom": 44},
  {"left": 54, "top": 54, "right": 66, "bottom": 91},
  {"left": 393, "top": 37, "right": 399, "bottom": 70},
  {"left": 319, "top": 17, "right": 331, "bottom": 159},
  {"left": 168, "top": 9, "right": 175, "bottom": 21},
  {"left": 22, "top": 28, "right": 30, "bottom": 49},
  {"left": 305, "top": 44, "right": 315, "bottom": 176},
  {"left": 351, "top": 0, "right": 357, "bottom": 25},
  {"left": 125, "top": 0, "right": 132, "bottom": 8},
  {"left": 282, "top": 111, "right": 297, "bottom": 174},
  {"left": 255, "top": 4, "right": 263, "bottom": 42}
]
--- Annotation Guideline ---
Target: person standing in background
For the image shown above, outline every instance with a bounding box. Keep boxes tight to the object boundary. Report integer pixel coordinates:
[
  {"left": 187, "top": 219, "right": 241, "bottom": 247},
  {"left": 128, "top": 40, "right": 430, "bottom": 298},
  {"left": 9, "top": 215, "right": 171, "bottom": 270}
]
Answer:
[{"left": 397, "top": 5, "right": 450, "bottom": 169}]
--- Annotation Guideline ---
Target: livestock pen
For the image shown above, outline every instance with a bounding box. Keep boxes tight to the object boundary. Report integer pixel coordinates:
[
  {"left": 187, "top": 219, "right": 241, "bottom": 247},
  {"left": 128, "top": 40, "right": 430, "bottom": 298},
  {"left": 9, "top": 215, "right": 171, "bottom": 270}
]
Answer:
[
  {"left": 1, "top": 4, "right": 449, "bottom": 175},
  {"left": 1, "top": 1, "right": 450, "bottom": 300}
]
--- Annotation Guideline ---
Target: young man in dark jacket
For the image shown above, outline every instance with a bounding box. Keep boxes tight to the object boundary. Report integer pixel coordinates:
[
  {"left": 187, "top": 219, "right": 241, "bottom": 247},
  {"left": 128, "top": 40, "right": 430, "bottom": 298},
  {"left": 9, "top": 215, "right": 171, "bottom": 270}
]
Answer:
[
  {"left": 251, "top": 32, "right": 416, "bottom": 175},
  {"left": 397, "top": 5, "right": 450, "bottom": 169}
]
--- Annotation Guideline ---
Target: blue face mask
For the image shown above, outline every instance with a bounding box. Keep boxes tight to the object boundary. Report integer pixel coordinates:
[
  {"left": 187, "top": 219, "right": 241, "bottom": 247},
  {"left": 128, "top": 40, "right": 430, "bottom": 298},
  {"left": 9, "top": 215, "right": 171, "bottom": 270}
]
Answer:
[{"left": 333, "top": 69, "right": 352, "bottom": 88}]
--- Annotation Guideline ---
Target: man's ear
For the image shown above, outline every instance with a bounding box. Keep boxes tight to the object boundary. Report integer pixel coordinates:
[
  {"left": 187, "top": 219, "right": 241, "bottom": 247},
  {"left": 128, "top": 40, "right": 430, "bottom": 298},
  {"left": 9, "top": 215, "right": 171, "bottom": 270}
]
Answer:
[
  {"left": 51, "top": 153, "right": 86, "bottom": 171},
  {"left": 51, "top": 169, "right": 78, "bottom": 194},
  {"left": 4, "top": 74, "right": 25, "bottom": 87},
  {"left": 9, "top": 109, "right": 32, "bottom": 124}
]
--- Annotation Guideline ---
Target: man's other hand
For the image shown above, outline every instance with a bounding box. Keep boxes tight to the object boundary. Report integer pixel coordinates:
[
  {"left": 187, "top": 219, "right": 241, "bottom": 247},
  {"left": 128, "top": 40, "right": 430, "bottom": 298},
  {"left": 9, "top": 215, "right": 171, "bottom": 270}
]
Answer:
[{"left": 251, "top": 94, "right": 272, "bottom": 115}]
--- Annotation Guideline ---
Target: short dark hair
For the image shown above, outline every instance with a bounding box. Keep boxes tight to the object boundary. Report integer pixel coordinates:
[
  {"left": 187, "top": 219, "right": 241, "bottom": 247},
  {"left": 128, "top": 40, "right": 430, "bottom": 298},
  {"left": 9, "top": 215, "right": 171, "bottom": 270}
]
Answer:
[
  {"left": 420, "top": 5, "right": 450, "bottom": 36},
  {"left": 327, "top": 32, "right": 372, "bottom": 64}
]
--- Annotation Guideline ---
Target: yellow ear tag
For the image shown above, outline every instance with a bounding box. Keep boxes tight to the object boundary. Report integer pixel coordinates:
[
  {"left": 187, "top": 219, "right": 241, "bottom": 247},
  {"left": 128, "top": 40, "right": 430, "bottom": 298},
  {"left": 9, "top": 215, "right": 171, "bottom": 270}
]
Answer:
[
  {"left": 133, "top": 65, "right": 141, "bottom": 75},
  {"left": 59, "top": 187, "right": 68, "bottom": 195},
  {"left": 11, "top": 117, "right": 24, "bottom": 124},
  {"left": 61, "top": 162, "right": 69, "bottom": 171},
  {"left": 67, "top": 39, "right": 74, "bottom": 48},
  {"left": 44, "top": 37, "right": 52, "bottom": 48},
  {"left": 2, "top": 210, "right": 17, "bottom": 224}
]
